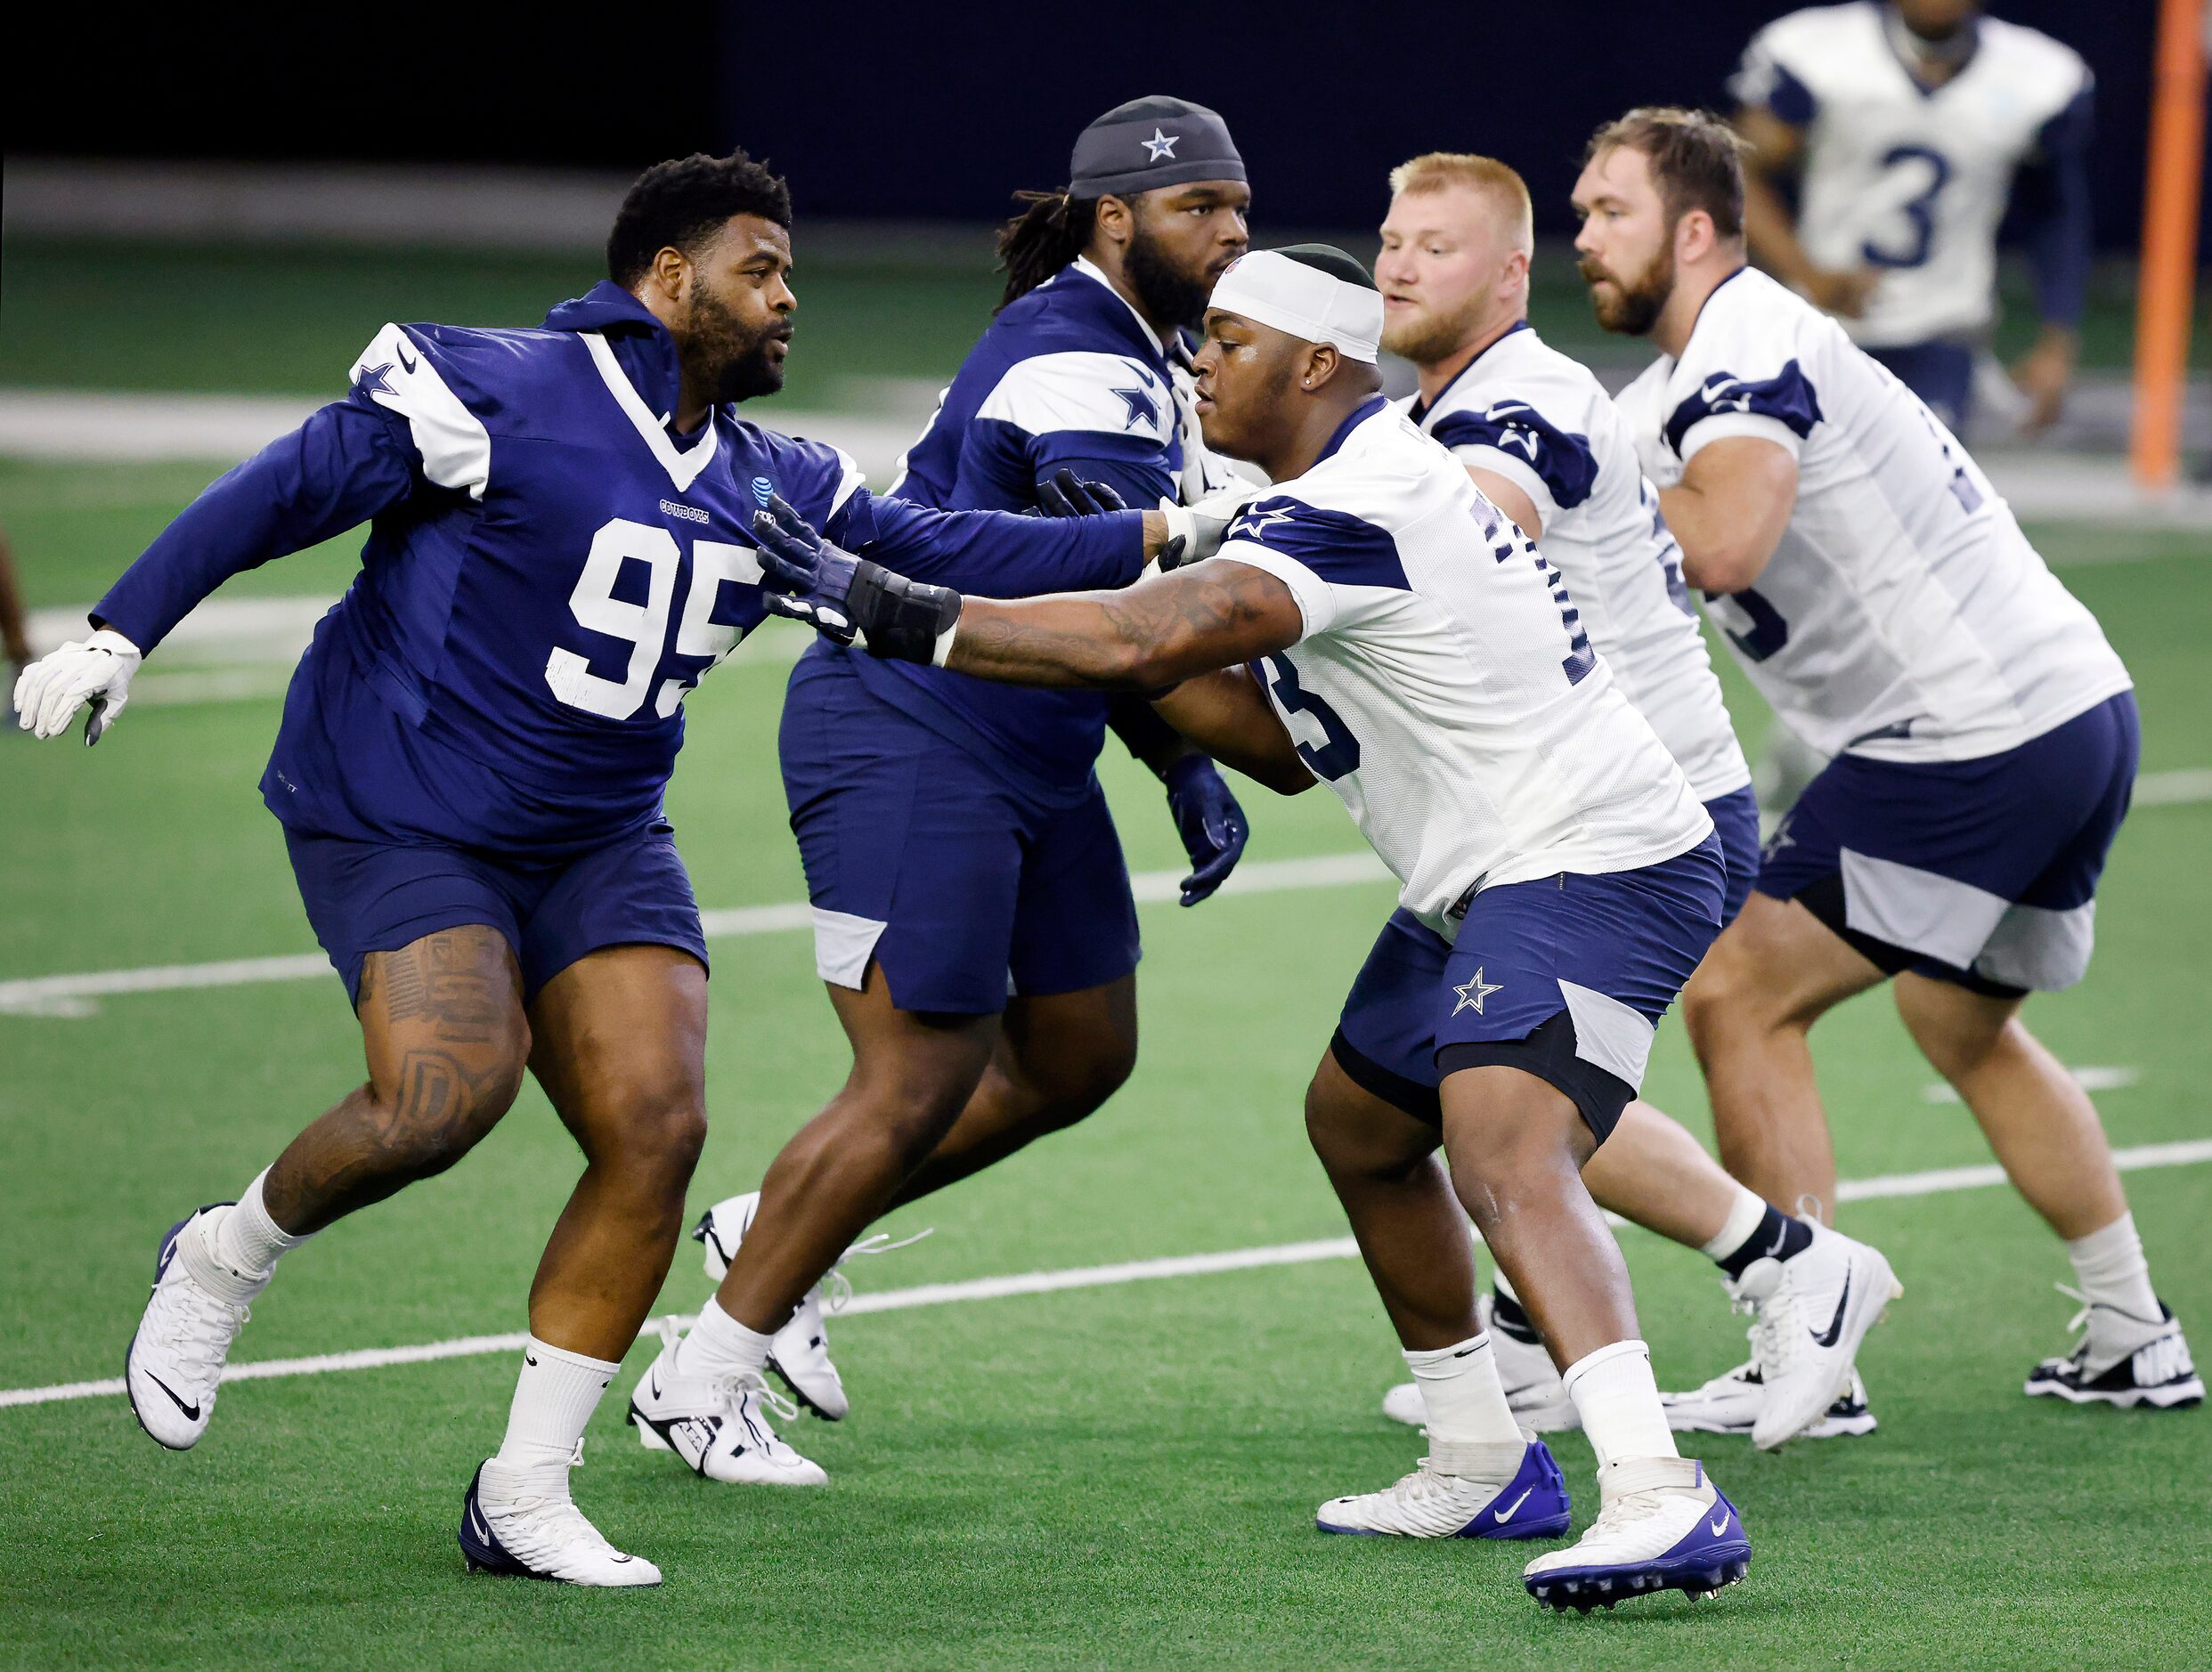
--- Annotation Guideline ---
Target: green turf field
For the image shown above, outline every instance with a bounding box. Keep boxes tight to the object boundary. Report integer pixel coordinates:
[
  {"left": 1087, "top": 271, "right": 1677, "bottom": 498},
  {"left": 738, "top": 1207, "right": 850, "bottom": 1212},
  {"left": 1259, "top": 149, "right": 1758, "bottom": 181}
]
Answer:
[{"left": 2, "top": 432, "right": 2208, "bottom": 1666}]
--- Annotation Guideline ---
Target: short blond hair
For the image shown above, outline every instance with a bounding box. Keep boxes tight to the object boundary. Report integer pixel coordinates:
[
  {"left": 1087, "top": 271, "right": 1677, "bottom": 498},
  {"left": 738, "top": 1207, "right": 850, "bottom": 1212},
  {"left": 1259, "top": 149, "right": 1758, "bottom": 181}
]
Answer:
[{"left": 1387, "top": 153, "right": 1533, "bottom": 254}]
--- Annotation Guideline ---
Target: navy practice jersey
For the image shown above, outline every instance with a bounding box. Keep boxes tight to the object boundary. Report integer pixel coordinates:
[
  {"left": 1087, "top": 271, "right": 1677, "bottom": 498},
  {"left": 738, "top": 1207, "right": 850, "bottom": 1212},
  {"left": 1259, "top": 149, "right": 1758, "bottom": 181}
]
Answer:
[
  {"left": 860, "top": 259, "right": 1226, "bottom": 797},
  {"left": 94, "top": 282, "right": 1146, "bottom": 856}
]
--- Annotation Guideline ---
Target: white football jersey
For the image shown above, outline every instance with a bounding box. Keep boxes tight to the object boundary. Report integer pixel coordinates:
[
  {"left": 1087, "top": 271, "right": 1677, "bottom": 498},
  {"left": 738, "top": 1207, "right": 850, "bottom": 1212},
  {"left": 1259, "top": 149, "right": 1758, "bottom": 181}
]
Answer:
[
  {"left": 1212, "top": 395, "right": 1713, "bottom": 940},
  {"left": 1731, "top": 3, "right": 2093, "bottom": 346},
  {"left": 1402, "top": 323, "right": 1752, "bottom": 802},
  {"left": 1616, "top": 267, "right": 2130, "bottom": 764}
]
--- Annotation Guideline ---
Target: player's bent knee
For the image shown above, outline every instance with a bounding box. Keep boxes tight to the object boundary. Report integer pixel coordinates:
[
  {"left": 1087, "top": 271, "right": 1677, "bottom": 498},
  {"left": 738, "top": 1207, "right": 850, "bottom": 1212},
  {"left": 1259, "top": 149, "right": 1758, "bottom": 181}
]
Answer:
[{"left": 361, "top": 1043, "right": 527, "bottom": 1179}]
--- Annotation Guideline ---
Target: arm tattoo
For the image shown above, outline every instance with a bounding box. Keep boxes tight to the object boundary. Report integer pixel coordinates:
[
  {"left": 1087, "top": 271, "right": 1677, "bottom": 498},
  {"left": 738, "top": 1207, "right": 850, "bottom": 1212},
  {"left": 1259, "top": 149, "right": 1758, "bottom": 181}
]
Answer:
[{"left": 951, "top": 560, "right": 1299, "bottom": 688}]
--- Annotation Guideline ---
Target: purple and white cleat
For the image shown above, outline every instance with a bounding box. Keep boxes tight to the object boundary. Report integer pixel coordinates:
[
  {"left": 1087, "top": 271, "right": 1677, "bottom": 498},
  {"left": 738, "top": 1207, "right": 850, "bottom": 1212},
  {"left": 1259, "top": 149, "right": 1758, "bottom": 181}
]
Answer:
[
  {"left": 1523, "top": 1457, "right": 1750, "bottom": 1611},
  {"left": 1317, "top": 1432, "right": 1571, "bottom": 1539}
]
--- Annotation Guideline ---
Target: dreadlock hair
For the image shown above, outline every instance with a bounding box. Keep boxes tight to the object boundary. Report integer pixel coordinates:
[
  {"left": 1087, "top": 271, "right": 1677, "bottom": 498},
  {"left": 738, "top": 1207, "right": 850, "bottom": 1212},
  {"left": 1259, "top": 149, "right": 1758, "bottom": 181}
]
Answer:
[
  {"left": 606, "top": 150, "right": 792, "bottom": 288},
  {"left": 995, "top": 188, "right": 1101, "bottom": 312}
]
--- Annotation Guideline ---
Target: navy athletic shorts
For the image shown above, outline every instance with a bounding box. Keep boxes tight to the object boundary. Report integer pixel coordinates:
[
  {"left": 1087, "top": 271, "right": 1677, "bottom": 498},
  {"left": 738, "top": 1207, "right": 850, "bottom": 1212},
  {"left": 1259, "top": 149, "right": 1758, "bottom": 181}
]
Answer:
[
  {"left": 1331, "top": 835, "right": 1725, "bottom": 1142},
  {"left": 779, "top": 653, "right": 1141, "bottom": 1016},
  {"left": 284, "top": 820, "right": 706, "bottom": 1009},
  {"left": 1757, "top": 692, "right": 2137, "bottom": 995}
]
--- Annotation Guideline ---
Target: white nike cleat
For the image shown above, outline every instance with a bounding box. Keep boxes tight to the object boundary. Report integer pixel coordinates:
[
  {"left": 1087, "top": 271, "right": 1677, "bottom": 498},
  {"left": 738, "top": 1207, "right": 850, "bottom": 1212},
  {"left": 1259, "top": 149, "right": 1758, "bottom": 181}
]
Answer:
[
  {"left": 626, "top": 1325, "right": 827, "bottom": 1486},
  {"left": 1662, "top": 1360, "right": 1877, "bottom": 1439},
  {"left": 1731, "top": 1216, "right": 1900, "bottom": 1449},
  {"left": 1383, "top": 1294, "right": 1578, "bottom": 1433},
  {"left": 693, "top": 1189, "right": 930, "bottom": 1422},
  {"left": 2025, "top": 1287, "right": 2203, "bottom": 1409},
  {"left": 126, "top": 1204, "right": 267, "bottom": 1450},
  {"left": 459, "top": 1457, "right": 661, "bottom": 1587},
  {"left": 1318, "top": 1432, "right": 1570, "bottom": 1539},
  {"left": 1523, "top": 1457, "right": 1750, "bottom": 1611}
]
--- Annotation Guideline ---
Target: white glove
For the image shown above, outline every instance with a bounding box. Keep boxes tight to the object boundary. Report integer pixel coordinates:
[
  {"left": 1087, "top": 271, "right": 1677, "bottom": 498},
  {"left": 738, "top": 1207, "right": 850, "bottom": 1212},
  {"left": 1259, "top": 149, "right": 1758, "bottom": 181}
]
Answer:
[
  {"left": 1157, "top": 490, "right": 1254, "bottom": 572},
  {"left": 13, "top": 629, "right": 143, "bottom": 743}
]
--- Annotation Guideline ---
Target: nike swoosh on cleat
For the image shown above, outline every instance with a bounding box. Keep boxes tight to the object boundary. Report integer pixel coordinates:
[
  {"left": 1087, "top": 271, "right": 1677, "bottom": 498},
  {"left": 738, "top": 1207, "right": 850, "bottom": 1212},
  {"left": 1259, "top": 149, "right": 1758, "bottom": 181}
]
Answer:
[
  {"left": 1710, "top": 1512, "right": 1731, "bottom": 1537},
  {"left": 144, "top": 1371, "right": 200, "bottom": 1422},
  {"left": 1811, "top": 1271, "right": 1853, "bottom": 1348},
  {"left": 1492, "top": 1487, "right": 1534, "bottom": 1522},
  {"left": 468, "top": 1502, "right": 491, "bottom": 1545}
]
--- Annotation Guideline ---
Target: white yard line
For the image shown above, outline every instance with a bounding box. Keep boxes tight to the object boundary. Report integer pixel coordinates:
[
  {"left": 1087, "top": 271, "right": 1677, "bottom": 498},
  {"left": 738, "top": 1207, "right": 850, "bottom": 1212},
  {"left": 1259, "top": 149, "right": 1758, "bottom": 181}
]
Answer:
[
  {"left": 7, "top": 769, "right": 2211, "bottom": 1018},
  {"left": 0, "top": 853, "right": 1393, "bottom": 1017},
  {"left": 5, "top": 1137, "right": 2208, "bottom": 1411}
]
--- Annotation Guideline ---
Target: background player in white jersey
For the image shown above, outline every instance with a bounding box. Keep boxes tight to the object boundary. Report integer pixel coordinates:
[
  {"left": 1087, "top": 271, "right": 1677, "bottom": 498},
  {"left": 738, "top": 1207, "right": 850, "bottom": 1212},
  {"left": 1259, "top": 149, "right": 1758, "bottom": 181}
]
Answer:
[
  {"left": 752, "top": 246, "right": 1760, "bottom": 1611},
  {"left": 1370, "top": 151, "right": 1887, "bottom": 1447},
  {"left": 1576, "top": 107, "right": 2200, "bottom": 1414},
  {"left": 1729, "top": 1, "right": 2094, "bottom": 434}
]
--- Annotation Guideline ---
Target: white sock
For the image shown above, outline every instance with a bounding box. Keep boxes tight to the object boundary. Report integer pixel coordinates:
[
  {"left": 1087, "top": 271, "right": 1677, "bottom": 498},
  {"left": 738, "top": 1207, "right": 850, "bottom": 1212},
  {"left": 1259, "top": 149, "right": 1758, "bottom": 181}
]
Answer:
[
  {"left": 1698, "top": 1182, "right": 1771, "bottom": 1263},
  {"left": 2068, "top": 1212, "right": 2161, "bottom": 1323},
  {"left": 487, "top": 1336, "right": 618, "bottom": 1482},
  {"left": 213, "top": 1169, "right": 305, "bottom": 1278},
  {"left": 676, "top": 1298, "right": 774, "bottom": 1383},
  {"left": 1403, "top": 1334, "right": 1523, "bottom": 1447},
  {"left": 1561, "top": 1340, "right": 1678, "bottom": 1472}
]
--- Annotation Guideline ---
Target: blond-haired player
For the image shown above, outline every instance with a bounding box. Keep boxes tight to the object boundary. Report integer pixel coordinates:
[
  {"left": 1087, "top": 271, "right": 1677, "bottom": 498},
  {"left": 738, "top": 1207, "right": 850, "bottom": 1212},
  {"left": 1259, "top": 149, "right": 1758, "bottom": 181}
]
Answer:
[{"left": 1371, "top": 152, "right": 1890, "bottom": 1447}]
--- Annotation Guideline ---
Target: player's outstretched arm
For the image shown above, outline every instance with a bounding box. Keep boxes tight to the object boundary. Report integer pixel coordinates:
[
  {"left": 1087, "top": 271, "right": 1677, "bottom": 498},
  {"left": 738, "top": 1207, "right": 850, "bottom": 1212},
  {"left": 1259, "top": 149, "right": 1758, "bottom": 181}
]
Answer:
[
  {"left": 1152, "top": 670, "right": 1314, "bottom": 797},
  {"left": 941, "top": 558, "right": 1303, "bottom": 689},
  {"left": 752, "top": 496, "right": 1300, "bottom": 688},
  {"left": 15, "top": 402, "right": 419, "bottom": 742},
  {"left": 1658, "top": 437, "right": 1799, "bottom": 596}
]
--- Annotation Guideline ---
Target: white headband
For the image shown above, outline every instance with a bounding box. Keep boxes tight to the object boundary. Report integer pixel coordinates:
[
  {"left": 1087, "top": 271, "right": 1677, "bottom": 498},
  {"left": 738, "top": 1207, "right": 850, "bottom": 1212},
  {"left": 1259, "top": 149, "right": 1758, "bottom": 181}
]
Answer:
[{"left": 1208, "top": 249, "right": 1382, "bottom": 364}]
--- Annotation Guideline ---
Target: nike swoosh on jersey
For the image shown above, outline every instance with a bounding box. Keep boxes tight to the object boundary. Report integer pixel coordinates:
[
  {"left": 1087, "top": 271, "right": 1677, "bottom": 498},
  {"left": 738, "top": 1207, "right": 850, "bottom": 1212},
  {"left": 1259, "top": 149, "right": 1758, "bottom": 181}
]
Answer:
[
  {"left": 1811, "top": 1272, "right": 1854, "bottom": 1348},
  {"left": 1492, "top": 1487, "right": 1534, "bottom": 1522},
  {"left": 395, "top": 339, "right": 419, "bottom": 375}
]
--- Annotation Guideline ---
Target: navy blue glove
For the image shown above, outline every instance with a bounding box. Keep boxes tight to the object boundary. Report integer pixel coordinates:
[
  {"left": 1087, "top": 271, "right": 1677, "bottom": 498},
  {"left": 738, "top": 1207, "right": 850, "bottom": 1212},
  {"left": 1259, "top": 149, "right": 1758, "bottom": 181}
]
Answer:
[
  {"left": 1037, "top": 468, "right": 1128, "bottom": 518},
  {"left": 1164, "top": 754, "right": 1248, "bottom": 906},
  {"left": 752, "top": 495, "right": 960, "bottom": 663}
]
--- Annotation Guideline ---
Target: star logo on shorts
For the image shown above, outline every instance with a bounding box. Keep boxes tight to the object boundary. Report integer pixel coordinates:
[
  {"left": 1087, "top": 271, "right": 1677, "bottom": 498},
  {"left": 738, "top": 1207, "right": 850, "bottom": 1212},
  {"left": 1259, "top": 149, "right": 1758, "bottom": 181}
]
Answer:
[
  {"left": 1452, "top": 969, "right": 1503, "bottom": 1016},
  {"left": 1142, "top": 127, "right": 1180, "bottom": 162}
]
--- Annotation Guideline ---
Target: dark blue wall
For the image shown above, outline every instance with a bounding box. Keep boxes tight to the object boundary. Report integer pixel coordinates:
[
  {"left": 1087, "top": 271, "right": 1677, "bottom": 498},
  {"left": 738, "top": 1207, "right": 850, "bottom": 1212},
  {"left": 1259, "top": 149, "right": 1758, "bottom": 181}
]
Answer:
[
  {"left": 32, "top": 0, "right": 2177, "bottom": 254},
  {"left": 714, "top": 0, "right": 2165, "bottom": 248}
]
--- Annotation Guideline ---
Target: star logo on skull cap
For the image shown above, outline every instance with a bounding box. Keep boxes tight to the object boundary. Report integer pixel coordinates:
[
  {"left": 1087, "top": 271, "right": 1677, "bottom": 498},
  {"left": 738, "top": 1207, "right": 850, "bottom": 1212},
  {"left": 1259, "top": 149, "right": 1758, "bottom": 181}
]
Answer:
[{"left": 1142, "top": 127, "right": 1179, "bottom": 162}]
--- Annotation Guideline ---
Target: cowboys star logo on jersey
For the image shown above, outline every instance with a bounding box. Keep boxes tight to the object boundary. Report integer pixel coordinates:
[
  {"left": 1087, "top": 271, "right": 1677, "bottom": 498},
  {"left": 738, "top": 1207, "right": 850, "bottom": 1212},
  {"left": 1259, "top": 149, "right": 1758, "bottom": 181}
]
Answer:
[
  {"left": 1481, "top": 402, "right": 1545, "bottom": 462},
  {"left": 1228, "top": 503, "right": 1297, "bottom": 542}
]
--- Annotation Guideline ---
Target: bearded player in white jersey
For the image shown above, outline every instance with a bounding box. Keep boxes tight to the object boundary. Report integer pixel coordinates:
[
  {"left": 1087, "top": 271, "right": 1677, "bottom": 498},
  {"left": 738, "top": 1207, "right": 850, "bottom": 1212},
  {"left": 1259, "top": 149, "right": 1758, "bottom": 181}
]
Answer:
[
  {"left": 1369, "top": 150, "right": 1889, "bottom": 1447},
  {"left": 1730, "top": 0, "right": 2094, "bottom": 436},
  {"left": 1575, "top": 106, "right": 2199, "bottom": 1415},
  {"left": 751, "top": 245, "right": 1768, "bottom": 1611}
]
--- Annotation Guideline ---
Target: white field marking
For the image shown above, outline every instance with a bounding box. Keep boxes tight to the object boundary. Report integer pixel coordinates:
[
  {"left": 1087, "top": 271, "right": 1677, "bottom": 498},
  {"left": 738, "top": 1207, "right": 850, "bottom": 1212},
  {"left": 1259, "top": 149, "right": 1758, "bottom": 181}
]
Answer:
[
  {"left": 7, "top": 1137, "right": 2210, "bottom": 1412},
  {"left": 13, "top": 764, "right": 2212, "bottom": 1018},
  {"left": 1923, "top": 1065, "right": 2139, "bottom": 1104},
  {"left": 0, "top": 852, "right": 1393, "bottom": 1018}
]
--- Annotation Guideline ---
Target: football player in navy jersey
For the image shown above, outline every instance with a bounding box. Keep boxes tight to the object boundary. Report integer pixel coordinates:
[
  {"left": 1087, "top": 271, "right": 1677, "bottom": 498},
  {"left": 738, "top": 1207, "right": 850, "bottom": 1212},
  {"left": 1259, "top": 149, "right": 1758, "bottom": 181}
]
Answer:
[
  {"left": 658, "top": 97, "right": 1260, "bottom": 1457},
  {"left": 16, "top": 151, "right": 1167, "bottom": 1585}
]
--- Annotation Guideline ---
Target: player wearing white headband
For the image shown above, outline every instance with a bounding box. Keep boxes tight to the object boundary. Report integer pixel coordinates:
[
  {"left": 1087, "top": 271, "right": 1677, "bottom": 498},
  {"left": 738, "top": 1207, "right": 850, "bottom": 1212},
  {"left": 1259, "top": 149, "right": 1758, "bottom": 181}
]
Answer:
[{"left": 749, "top": 244, "right": 1758, "bottom": 1613}]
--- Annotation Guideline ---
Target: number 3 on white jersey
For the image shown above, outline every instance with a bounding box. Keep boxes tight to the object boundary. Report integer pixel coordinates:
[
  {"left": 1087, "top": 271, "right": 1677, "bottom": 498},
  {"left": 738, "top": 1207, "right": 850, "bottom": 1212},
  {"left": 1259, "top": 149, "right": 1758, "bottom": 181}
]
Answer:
[{"left": 545, "top": 516, "right": 762, "bottom": 720}]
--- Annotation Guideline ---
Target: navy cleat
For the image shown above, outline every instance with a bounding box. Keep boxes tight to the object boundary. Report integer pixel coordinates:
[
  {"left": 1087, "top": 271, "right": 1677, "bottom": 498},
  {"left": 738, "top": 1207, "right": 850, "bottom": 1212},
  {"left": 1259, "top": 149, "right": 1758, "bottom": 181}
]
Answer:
[
  {"left": 2026, "top": 1291, "right": 2202, "bottom": 1410},
  {"left": 459, "top": 1458, "right": 661, "bottom": 1587},
  {"left": 1524, "top": 1457, "right": 1750, "bottom": 1611},
  {"left": 1317, "top": 1432, "right": 1571, "bottom": 1538}
]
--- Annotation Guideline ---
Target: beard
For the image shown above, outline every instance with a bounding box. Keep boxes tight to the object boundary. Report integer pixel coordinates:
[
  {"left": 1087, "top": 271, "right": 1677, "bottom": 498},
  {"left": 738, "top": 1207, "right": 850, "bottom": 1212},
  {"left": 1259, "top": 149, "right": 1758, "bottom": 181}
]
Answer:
[
  {"left": 1124, "top": 223, "right": 1216, "bottom": 333},
  {"left": 1580, "top": 242, "right": 1673, "bottom": 337},
  {"left": 1380, "top": 292, "right": 1491, "bottom": 366},
  {"left": 684, "top": 285, "right": 790, "bottom": 405}
]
